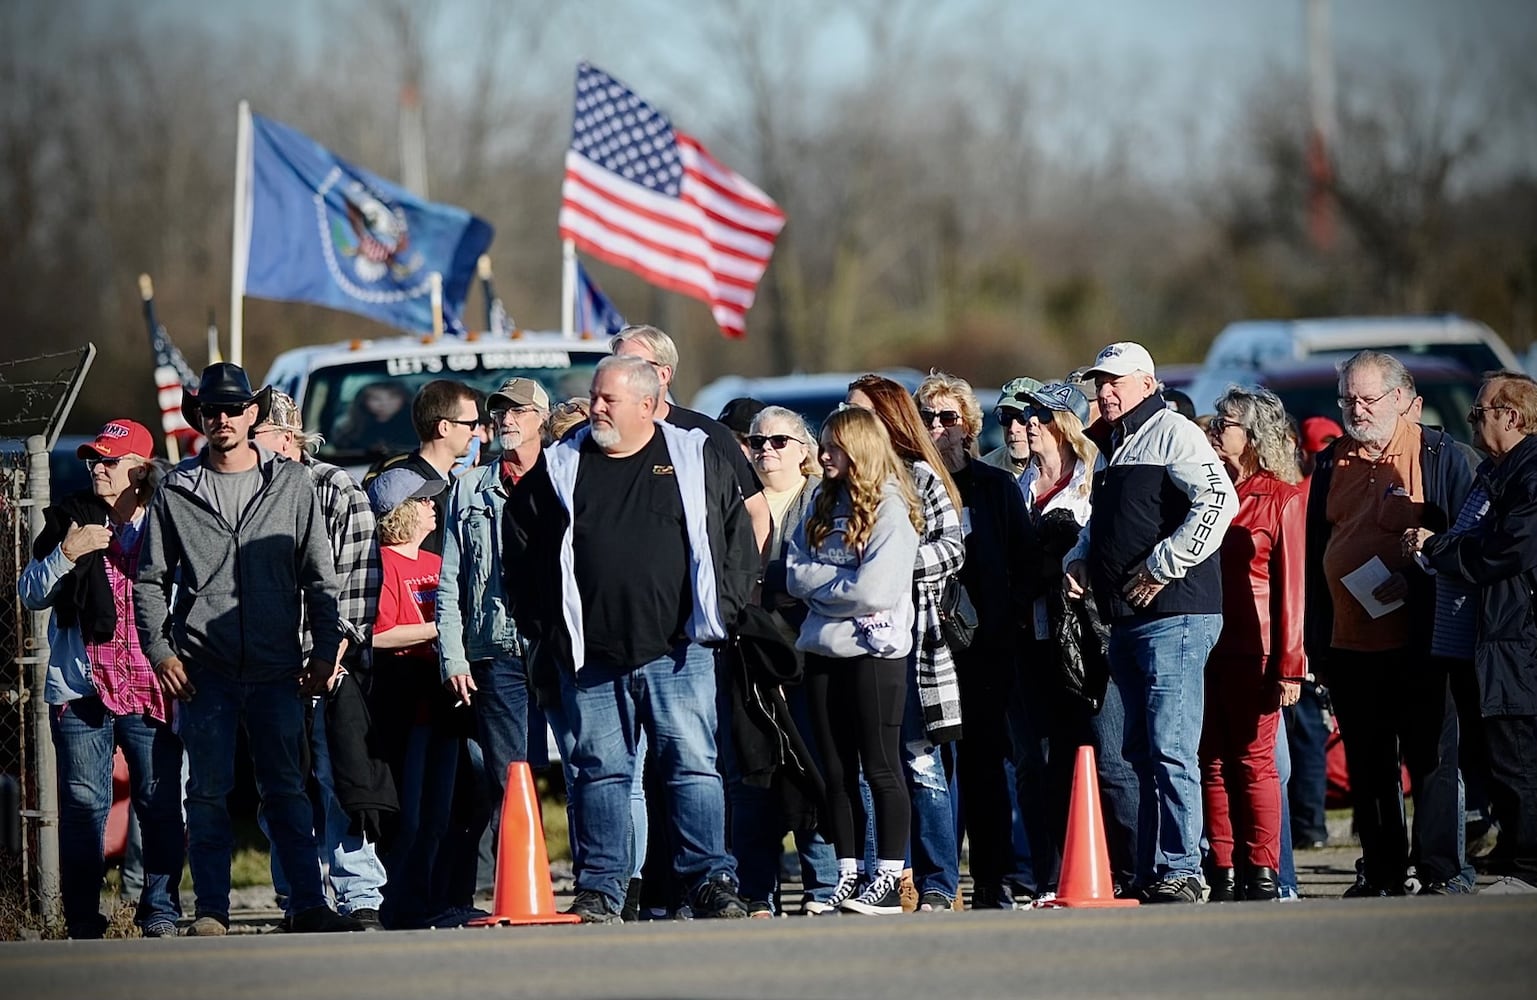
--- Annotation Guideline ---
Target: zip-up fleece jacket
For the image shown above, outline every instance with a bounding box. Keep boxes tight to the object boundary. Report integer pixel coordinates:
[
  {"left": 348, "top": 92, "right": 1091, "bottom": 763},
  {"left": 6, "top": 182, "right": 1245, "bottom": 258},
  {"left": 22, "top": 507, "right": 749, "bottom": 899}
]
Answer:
[
  {"left": 134, "top": 446, "right": 342, "bottom": 681},
  {"left": 1066, "top": 391, "right": 1237, "bottom": 621},
  {"left": 502, "top": 421, "right": 757, "bottom": 674},
  {"left": 786, "top": 478, "right": 920, "bottom": 660},
  {"left": 437, "top": 462, "right": 521, "bottom": 683}
]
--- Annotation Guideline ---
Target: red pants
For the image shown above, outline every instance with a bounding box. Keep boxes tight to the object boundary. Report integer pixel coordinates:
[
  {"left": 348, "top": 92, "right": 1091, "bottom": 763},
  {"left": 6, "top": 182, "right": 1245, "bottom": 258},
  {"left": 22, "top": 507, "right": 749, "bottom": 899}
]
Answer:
[{"left": 1201, "top": 655, "right": 1282, "bottom": 870}]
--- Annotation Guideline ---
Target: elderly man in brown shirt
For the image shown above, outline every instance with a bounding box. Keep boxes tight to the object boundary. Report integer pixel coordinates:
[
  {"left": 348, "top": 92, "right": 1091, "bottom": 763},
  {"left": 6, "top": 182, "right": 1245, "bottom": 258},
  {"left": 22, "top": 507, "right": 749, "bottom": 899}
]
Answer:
[{"left": 1305, "top": 350, "right": 1478, "bottom": 897}]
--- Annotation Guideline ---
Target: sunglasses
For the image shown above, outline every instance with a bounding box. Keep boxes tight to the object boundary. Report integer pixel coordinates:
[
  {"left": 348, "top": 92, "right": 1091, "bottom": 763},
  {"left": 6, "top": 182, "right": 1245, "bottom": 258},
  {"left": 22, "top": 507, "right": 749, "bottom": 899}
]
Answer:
[
  {"left": 747, "top": 434, "right": 802, "bottom": 451},
  {"left": 997, "top": 406, "right": 1053, "bottom": 426},
  {"left": 440, "top": 417, "right": 483, "bottom": 429},
  {"left": 1468, "top": 404, "right": 1513, "bottom": 424},
  {"left": 83, "top": 456, "right": 137, "bottom": 470},
  {"left": 200, "top": 402, "right": 249, "bottom": 419},
  {"left": 919, "top": 408, "right": 962, "bottom": 428}
]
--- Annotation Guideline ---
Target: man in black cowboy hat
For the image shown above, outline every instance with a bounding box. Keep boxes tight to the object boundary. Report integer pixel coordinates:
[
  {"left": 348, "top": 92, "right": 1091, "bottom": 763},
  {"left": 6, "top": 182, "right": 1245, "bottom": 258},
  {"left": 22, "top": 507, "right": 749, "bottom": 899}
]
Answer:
[{"left": 135, "top": 362, "right": 364, "bottom": 935}]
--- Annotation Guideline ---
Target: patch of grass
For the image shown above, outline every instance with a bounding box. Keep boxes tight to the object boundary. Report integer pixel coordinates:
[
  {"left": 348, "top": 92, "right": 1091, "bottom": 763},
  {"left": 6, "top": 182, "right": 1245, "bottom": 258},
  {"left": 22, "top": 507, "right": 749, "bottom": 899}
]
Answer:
[{"left": 542, "top": 792, "right": 571, "bottom": 863}]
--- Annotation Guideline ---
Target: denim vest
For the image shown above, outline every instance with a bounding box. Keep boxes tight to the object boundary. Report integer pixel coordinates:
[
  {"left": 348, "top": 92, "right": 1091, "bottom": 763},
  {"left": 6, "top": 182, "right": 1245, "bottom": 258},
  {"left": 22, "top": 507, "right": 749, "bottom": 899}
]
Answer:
[{"left": 437, "top": 463, "right": 521, "bottom": 681}]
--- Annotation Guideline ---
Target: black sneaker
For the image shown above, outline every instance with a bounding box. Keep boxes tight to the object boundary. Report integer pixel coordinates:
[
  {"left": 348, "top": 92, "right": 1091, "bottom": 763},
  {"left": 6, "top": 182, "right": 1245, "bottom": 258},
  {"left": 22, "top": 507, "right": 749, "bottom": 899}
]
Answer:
[
  {"left": 1341, "top": 858, "right": 1403, "bottom": 898},
  {"left": 566, "top": 889, "right": 623, "bottom": 924},
  {"left": 290, "top": 905, "right": 366, "bottom": 932},
  {"left": 348, "top": 908, "right": 384, "bottom": 931},
  {"left": 806, "top": 871, "right": 860, "bottom": 914},
  {"left": 691, "top": 876, "right": 749, "bottom": 919},
  {"left": 1140, "top": 876, "right": 1205, "bottom": 904},
  {"left": 969, "top": 884, "right": 1016, "bottom": 910},
  {"left": 917, "top": 891, "right": 954, "bottom": 912},
  {"left": 842, "top": 870, "right": 903, "bottom": 915}
]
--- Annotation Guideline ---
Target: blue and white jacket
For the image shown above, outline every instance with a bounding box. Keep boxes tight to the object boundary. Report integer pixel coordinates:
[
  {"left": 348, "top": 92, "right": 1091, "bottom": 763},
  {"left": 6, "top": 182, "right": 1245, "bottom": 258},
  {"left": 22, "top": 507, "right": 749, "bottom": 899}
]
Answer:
[{"left": 1066, "top": 392, "right": 1237, "bottom": 621}]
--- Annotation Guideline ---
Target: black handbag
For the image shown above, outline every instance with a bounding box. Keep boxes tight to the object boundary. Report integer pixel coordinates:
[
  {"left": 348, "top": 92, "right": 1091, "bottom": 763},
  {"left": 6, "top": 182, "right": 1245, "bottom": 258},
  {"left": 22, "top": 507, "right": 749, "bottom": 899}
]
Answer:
[{"left": 938, "top": 577, "right": 979, "bottom": 652}]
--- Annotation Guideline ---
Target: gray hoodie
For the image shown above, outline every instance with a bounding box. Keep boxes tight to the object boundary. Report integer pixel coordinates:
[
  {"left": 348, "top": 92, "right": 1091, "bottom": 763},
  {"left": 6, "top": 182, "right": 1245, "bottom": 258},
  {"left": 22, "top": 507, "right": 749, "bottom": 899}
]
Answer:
[
  {"left": 786, "top": 478, "right": 919, "bottom": 660},
  {"left": 134, "top": 446, "right": 341, "bottom": 681}
]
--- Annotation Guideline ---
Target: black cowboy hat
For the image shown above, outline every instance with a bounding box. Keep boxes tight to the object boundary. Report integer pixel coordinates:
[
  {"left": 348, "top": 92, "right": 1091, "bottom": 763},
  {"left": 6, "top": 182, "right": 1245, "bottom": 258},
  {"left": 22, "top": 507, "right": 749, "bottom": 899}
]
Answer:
[{"left": 181, "top": 362, "right": 273, "bottom": 427}]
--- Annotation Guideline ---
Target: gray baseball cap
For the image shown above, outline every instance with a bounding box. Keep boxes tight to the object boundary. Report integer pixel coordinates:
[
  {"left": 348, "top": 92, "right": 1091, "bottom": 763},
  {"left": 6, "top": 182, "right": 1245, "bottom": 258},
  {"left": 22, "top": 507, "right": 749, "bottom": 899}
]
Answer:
[
  {"left": 1020, "top": 381, "right": 1092, "bottom": 425},
  {"left": 367, "top": 468, "right": 447, "bottom": 517}
]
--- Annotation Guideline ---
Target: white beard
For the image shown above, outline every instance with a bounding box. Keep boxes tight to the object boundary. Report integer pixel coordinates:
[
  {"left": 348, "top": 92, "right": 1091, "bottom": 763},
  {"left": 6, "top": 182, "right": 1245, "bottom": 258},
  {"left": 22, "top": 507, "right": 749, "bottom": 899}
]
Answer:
[{"left": 590, "top": 423, "right": 621, "bottom": 450}]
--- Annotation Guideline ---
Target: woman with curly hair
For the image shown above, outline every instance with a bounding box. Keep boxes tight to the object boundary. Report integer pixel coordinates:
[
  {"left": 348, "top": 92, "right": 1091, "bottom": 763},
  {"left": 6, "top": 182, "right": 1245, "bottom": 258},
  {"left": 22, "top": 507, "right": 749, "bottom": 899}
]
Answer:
[
  {"left": 845, "top": 374, "right": 967, "bottom": 911},
  {"left": 1201, "top": 386, "right": 1306, "bottom": 902},
  {"left": 788, "top": 407, "right": 923, "bottom": 915}
]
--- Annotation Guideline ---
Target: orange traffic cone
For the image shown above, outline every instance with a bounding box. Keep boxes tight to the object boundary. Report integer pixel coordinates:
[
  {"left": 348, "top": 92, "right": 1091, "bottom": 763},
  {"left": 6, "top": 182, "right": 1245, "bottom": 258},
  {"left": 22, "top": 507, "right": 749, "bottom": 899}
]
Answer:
[
  {"left": 469, "top": 761, "right": 583, "bottom": 926},
  {"left": 1044, "top": 745, "right": 1139, "bottom": 908}
]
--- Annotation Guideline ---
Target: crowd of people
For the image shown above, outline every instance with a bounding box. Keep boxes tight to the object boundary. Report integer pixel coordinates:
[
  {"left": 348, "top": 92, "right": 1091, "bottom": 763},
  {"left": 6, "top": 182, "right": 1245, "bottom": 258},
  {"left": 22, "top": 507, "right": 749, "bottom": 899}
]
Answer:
[{"left": 19, "top": 325, "right": 1537, "bottom": 936}]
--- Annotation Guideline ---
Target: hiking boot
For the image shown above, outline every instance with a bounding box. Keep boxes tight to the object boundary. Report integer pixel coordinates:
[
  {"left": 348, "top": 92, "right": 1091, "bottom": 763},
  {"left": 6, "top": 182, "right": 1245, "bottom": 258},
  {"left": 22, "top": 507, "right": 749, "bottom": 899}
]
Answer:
[
  {"left": 565, "top": 889, "right": 622, "bottom": 924},
  {"left": 184, "top": 915, "right": 228, "bottom": 937},
  {"left": 141, "top": 920, "right": 179, "bottom": 939},
  {"left": 621, "top": 878, "right": 643, "bottom": 923},
  {"left": 917, "top": 891, "right": 954, "bottom": 912},
  {"left": 842, "top": 870, "right": 903, "bottom": 915},
  {"left": 691, "top": 875, "right": 749, "bottom": 919},
  {"left": 291, "top": 905, "right": 365, "bottom": 933},
  {"left": 348, "top": 908, "right": 384, "bottom": 931},
  {"left": 898, "top": 871, "right": 919, "bottom": 913},
  {"left": 1140, "top": 876, "right": 1205, "bottom": 904},
  {"left": 806, "top": 871, "right": 860, "bottom": 914}
]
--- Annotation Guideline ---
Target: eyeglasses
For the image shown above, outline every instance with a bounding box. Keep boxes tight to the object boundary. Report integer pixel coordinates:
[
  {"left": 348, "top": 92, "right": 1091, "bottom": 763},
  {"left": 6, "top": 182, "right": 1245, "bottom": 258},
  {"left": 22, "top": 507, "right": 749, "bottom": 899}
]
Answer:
[
  {"left": 1337, "top": 388, "right": 1398, "bottom": 410},
  {"left": 919, "top": 408, "right": 962, "bottom": 428},
  {"left": 200, "top": 402, "right": 249, "bottom": 419},
  {"left": 83, "top": 456, "right": 137, "bottom": 470},
  {"left": 440, "top": 417, "right": 482, "bottom": 429},
  {"left": 1468, "top": 404, "right": 1514, "bottom": 424},
  {"left": 747, "top": 434, "right": 802, "bottom": 451},
  {"left": 488, "top": 407, "right": 538, "bottom": 424}
]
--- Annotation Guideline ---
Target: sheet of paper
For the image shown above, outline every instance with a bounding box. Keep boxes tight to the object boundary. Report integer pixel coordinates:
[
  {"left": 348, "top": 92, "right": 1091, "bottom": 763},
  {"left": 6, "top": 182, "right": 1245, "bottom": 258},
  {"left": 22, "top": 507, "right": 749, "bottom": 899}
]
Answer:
[{"left": 1340, "top": 556, "right": 1406, "bottom": 619}]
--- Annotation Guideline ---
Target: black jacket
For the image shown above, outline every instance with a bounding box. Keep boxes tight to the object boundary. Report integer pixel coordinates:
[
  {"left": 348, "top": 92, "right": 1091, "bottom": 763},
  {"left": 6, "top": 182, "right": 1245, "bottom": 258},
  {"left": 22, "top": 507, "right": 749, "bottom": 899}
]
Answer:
[
  {"left": 32, "top": 492, "right": 116, "bottom": 642},
  {"left": 953, "top": 459, "right": 1036, "bottom": 680},
  {"left": 1305, "top": 423, "right": 1477, "bottom": 662},
  {"left": 323, "top": 672, "right": 400, "bottom": 841},
  {"left": 1423, "top": 433, "right": 1537, "bottom": 716}
]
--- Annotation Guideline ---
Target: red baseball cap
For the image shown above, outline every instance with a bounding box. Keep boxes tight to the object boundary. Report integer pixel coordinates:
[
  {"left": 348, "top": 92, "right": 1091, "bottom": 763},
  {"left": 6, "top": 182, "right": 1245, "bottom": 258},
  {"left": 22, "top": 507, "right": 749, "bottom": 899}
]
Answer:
[
  {"left": 1300, "top": 416, "right": 1344, "bottom": 455},
  {"left": 77, "top": 419, "right": 155, "bottom": 460}
]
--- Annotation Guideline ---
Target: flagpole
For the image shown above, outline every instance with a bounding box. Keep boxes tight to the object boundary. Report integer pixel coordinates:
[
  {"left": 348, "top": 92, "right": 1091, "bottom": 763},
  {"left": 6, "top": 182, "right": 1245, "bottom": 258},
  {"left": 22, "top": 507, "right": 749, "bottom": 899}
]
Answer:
[
  {"left": 229, "top": 99, "right": 252, "bottom": 367},
  {"left": 139, "top": 274, "right": 182, "bottom": 463},
  {"left": 561, "top": 239, "right": 576, "bottom": 340},
  {"left": 430, "top": 271, "right": 444, "bottom": 339},
  {"left": 477, "top": 254, "right": 494, "bottom": 332},
  {"left": 206, "top": 308, "right": 223, "bottom": 364}
]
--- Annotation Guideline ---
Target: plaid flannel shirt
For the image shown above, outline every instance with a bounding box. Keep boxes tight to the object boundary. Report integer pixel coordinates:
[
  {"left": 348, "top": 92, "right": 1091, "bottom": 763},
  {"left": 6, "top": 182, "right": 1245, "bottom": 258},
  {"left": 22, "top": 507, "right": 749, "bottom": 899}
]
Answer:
[
  {"left": 303, "top": 457, "right": 381, "bottom": 659},
  {"left": 909, "top": 460, "right": 966, "bottom": 743}
]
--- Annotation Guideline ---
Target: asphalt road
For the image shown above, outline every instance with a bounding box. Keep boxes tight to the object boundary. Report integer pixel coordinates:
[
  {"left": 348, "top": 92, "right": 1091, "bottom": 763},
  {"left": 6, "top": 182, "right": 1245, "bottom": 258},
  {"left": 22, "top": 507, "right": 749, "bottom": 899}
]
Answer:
[{"left": 4, "top": 894, "right": 1536, "bottom": 999}]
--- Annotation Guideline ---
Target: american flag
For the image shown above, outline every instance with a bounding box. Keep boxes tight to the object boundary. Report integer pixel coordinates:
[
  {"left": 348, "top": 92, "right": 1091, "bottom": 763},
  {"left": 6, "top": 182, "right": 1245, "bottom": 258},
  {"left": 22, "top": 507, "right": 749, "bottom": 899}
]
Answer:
[
  {"left": 148, "top": 320, "right": 198, "bottom": 437},
  {"left": 558, "top": 63, "right": 786, "bottom": 339}
]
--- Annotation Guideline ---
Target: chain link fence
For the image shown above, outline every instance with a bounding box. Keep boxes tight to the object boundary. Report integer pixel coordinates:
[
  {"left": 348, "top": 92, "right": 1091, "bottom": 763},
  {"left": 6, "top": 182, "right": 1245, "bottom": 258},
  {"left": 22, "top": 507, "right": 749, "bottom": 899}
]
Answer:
[{"left": 0, "top": 346, "right": 97, "bottom": 937}]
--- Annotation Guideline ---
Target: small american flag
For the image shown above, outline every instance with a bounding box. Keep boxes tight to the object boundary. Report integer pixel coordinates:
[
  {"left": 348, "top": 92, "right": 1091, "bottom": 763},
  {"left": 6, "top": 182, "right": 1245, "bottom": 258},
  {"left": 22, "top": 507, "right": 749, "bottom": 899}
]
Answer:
[
  {"left": 148, "top": 321, "right": 197, "bottom": 437},
  {"left": 558, "top": 62, "right": 786, "bottom": 339}
]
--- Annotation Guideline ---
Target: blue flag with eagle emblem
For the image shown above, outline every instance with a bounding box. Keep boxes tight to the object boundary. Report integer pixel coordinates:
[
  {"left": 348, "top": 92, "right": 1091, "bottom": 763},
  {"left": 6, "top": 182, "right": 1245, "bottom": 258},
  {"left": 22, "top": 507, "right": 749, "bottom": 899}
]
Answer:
[{"left": 238, "top": 112, "right": 493, "bottom": 335}]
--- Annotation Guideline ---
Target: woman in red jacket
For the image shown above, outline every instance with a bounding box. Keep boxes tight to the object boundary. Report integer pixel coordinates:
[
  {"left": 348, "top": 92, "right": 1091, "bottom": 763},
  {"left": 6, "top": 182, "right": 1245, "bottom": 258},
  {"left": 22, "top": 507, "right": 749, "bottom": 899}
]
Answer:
[{"left": 1202, "top": 387, "right": 1306, "bottom": 901}]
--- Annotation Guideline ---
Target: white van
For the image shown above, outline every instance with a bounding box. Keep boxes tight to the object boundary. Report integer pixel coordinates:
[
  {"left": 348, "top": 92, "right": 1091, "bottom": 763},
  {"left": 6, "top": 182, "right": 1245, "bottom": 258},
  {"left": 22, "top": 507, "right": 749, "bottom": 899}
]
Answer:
[{"left": 263, "top": 331, "right": 610, "bottom": 478}]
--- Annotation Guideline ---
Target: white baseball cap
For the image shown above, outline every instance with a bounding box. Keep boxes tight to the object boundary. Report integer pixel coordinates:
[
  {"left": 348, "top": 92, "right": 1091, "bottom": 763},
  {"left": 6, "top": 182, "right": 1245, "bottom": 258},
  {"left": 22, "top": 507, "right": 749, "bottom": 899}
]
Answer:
[{"left": 1079, "top": 342, "right": 1157, "bottom": 380}]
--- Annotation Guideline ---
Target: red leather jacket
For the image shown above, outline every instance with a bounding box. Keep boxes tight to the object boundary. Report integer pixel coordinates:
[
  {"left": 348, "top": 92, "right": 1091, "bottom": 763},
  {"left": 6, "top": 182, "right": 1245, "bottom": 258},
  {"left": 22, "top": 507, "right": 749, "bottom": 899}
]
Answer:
[{"left": 1211, "top": 471, "right": 1306, "bottom": 680}]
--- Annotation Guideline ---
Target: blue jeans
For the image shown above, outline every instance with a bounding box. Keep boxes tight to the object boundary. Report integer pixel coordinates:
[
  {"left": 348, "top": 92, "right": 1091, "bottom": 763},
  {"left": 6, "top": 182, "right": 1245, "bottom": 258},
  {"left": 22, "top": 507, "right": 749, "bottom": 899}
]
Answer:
[
  {"left": 471, "top": 655, "right": 531, "bottom": 798},
  {"left": 560, "top": 642, "right": 732, "bottom": 909},
  {"left": 1282, "top": 681, "right": 1330, "bottom": 845},
  {"left": 903, "top": 667, "right": 959, "bottom": 901},
  {"left": 265, "top": 703, "right": 386, "bottom": 914},
  {"left": 1274, "top": 714, "right": 1298, "bottom": 897},
  {"left": 544, "top": 699, "right": 648, "bottom": 879},
  {"left": 51, "top": 698, "right": 184, "bottom": 936},
  {"left": 1109, "top": 613, "right": 1221, "bottom": 885},
  {"left": 180, "top": 665, "right": 325, "bottom": 921}
]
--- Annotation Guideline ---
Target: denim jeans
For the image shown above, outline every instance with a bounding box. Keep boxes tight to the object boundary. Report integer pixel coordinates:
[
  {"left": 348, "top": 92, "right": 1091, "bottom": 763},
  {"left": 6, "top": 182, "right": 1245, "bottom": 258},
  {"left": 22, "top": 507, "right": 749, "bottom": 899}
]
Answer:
[
  {"left": 265, "top": 703, "right": 386, "bottom": 914},
  {"left": 470, "top": 655, "right": 531, "bottom": 798},
  {"left": 544, "top": 699, "right": 648, "bottom": 880},
  {"left": 1274, "top": 714, "right": 1298, "bottom": 897},
  {"left": 180, "top": 665, "right": 325, "bottom": 921},
  {"left": 51, "top": 698, "right": 184, "bottom": 936},
  {"left": 1109, "top": 613, "right": 1221, "bottom": 885},
  {"left": 903, "top": 662, "right": 959, "bottom": 901},
  {"left": 1282, "top": 681, "right": 1330, "bottom": 845},
  {"left": 560, "top": 641, "right": 732, "bottom": 909}
]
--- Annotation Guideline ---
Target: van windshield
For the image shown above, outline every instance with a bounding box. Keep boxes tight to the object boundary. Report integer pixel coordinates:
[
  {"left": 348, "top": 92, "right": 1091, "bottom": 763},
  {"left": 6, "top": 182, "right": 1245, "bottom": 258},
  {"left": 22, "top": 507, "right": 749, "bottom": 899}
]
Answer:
[{"left": 302, "top": 351, "right": 603, "bottom": 465}]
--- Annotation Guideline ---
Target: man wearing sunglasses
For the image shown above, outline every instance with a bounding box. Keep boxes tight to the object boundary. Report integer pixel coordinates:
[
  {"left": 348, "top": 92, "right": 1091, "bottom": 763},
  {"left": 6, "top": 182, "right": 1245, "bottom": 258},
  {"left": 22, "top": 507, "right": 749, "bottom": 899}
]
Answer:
[
  {"left": 365, "top": 379, "right": 483, "bottom": 555},
  {"left": 981, "top": 376, "right": 1043, "bottom": 480},
  {"left": 133, "top": 362, "right": 360, "bottom": 935}
]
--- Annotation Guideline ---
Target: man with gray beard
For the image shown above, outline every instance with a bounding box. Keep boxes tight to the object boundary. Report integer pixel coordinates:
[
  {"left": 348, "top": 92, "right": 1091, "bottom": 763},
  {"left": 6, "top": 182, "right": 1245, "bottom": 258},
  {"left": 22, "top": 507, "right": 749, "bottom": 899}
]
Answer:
[
  {"left": 438, "top": 378, "right": 548, "bottom": 816},
  {"left": 1305, "top": 350, "right": 1476, "bottom": 897}
]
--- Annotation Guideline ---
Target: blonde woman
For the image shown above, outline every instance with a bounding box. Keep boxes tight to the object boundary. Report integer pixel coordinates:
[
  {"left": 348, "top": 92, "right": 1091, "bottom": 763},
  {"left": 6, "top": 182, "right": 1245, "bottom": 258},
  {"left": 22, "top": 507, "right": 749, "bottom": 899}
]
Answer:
[
  {"left": 787, "top": 407, "right": 922, "bottom": 916},
  {"left": 1201, "top": 386, "right": 1306, "bottom": 902}
]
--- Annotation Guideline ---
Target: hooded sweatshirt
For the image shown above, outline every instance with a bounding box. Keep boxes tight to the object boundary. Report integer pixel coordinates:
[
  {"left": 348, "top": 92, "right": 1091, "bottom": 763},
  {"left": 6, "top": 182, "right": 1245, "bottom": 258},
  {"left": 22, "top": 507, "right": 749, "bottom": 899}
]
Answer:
[
  {"left": 786, "top": 478, "right": 920, "bottom": 660},
  {"left": 134, "top": 446, "right": 341, "bottom": 681}
]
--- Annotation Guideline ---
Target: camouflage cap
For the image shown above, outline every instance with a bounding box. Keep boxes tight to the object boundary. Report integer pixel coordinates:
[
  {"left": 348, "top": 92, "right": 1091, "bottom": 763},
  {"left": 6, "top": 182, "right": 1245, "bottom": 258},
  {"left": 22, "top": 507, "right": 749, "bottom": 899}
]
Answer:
[{"left": 997, "top": 376, "right": 1044, "bottom": 411}]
